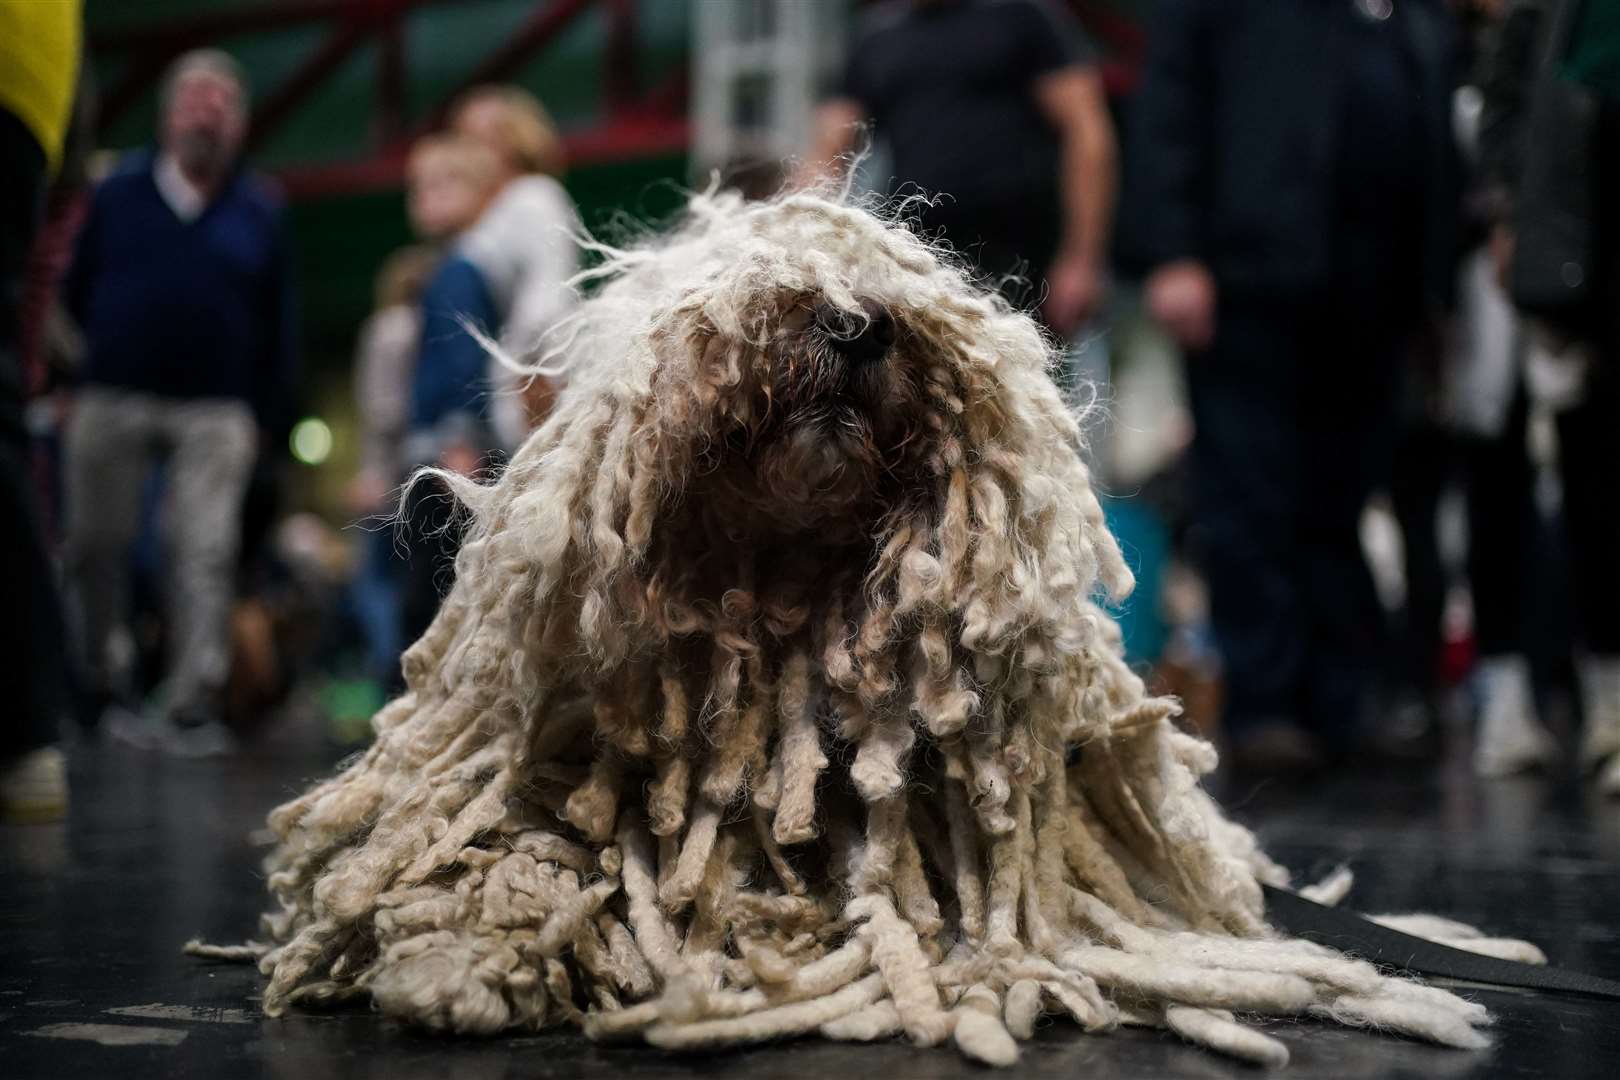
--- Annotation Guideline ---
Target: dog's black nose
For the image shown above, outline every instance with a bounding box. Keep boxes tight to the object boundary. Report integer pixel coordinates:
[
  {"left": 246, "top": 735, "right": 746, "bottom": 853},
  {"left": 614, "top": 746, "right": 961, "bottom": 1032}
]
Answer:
[{"left": 817, "top": 300, "right": 894, "bottom": 365}]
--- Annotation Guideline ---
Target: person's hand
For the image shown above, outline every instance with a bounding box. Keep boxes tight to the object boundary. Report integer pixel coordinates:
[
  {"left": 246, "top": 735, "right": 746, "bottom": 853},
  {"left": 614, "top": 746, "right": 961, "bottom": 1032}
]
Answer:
[
  {"left": 1490, "top": 223, "right": 1515, "bottom": 293},
  {"left": 1043, "top": 251, "right": 1106, "bottom": 336},
  {"left": 1146, "top": 259, "right": 1218, "bottom": 352},
  {"left": 441, "top": 441, "right": 481, "bottom": 478}
]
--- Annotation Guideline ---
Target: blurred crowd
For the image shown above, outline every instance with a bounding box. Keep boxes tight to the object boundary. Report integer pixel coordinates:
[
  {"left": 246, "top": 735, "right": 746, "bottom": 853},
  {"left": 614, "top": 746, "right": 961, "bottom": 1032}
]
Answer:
[{"left": 1, "top": 0, "right": 1617, "bottom": 823}]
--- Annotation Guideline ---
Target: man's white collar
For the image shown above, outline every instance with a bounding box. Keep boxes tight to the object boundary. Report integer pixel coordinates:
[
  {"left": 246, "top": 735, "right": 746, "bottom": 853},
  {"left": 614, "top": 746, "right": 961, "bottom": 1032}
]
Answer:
[{"left": 154, "top": 153, "right": 208, "bottom": 223}]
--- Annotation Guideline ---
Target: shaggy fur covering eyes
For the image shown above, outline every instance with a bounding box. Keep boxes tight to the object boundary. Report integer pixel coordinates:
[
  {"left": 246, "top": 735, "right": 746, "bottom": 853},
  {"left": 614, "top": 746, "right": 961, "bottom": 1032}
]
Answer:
[{"left": 192, "top": 190, "right": 1537, "bottom": 1067}]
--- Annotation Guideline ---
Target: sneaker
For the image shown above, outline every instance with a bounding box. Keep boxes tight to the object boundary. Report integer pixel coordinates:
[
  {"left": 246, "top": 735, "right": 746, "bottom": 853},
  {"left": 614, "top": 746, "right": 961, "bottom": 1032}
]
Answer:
[
  {"left": 1473, "top": 655, "right": 1560, "bottom": 778},
  {"left": 162, "top": 719, "right": 236, "bottom": 759},
  {"left": 0, "top": 746, "right": 69, "bottom": 823},
  {"left": 1577, "top": 655, "right": 1620, "bottom": 772},
  {"left": 104, "top": 704, "right": 162, "bottom": 750},
  {"left": 1599, "top": 752, "right": 1620, "bottom": 798}
]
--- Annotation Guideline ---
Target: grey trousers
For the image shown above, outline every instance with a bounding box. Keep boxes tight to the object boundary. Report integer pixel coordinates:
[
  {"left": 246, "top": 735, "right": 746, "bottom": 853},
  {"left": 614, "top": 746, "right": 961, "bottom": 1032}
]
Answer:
[{"left": 64, "top": 389, "right": 257, "bottom": 719}]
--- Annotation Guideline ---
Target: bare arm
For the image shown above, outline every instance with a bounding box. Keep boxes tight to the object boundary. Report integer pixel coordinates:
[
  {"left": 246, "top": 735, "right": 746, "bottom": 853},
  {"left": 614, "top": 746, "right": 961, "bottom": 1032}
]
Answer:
[
  {"left": 1033, "top": 66, "right": 1116, "bottom": 331},
  {"left": 1034, "top": 66, "right": 1116, "bottom": 269}
]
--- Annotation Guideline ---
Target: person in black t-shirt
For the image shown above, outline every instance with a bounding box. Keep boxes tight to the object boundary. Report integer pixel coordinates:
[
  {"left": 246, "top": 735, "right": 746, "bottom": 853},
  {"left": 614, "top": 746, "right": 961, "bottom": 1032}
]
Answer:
[{"left": 808, "top": 0, "right": 1116, "bottom": 336}]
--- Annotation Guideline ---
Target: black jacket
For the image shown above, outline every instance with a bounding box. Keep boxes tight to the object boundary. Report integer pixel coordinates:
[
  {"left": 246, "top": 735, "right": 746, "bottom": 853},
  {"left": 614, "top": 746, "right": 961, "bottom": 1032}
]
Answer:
[
  {"left": 1123, "top": 0, "right": 1460, "bottom": 309},
  {"left": 1479, "top": 0, "right": 1601, "bottom": 319}
]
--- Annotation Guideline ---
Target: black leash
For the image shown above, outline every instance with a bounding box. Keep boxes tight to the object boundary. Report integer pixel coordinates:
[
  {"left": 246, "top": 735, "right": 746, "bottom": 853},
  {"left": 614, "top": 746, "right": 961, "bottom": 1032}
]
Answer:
[{"left": 1262, "top": 884, "right": 1620, "bottom": 1000}]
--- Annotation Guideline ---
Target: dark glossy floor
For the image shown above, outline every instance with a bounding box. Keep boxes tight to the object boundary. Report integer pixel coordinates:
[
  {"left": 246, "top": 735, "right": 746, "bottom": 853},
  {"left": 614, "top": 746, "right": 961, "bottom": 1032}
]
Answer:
[{"left": 4, "top": 723, "right": 1619, "bottom": 1080}]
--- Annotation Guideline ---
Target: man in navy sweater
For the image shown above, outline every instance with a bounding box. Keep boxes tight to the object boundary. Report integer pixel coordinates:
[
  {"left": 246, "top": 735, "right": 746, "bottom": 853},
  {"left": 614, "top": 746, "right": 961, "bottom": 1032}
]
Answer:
[{"left": 62, "top": 50, "right": 295, "bottom": 755}]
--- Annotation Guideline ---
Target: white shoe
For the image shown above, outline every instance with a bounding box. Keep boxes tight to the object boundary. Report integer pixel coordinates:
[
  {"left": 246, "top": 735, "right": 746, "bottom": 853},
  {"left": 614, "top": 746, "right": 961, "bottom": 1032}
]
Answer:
[
  {"left": 162, "top": 720, "right": 236, "bottom": 759},
  {"left": 1577, "top": 655, "right": 1620, "bottom": 772},
  {"left": 1473, "top": 656, "right": 1560, "bottom": 778},
  {"left": 0, "top": 746, "right": 69, "bottom": 823},
  {"left": 1600, "top": 753, "right": 1620, "bottom": 798},
  {"left": 104, "top": 703, "right": 161, "bottom": 750}
]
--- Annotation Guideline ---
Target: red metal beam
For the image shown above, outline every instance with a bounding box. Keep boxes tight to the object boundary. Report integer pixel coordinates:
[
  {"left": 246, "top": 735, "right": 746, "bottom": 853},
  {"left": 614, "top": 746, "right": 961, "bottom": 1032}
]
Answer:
[
  {"left": 245, "top": 0, "right": 426, "bottom": 154},
  {"left": 411, "top": 0, "right": 596, "bottom": 135},
  {"left": 245, "top": 13, "right": 380, "bottom": 154},
  {"left": 277, "top": 113, "right": 690, "bottom": 201},
  {"left": 97, "top": 0, "right": 425, "bottom": 137},
  {"left": 97, "top": 0, "right": 689, "bottom": 202},
  {"left": 641, "top": 64, "right": 688, "bottom": 117},
  {"left": 276, "top": 151, "right": 410, "bottom": 202},
  {"left": 564, "top": 114, "right": 688, "bottom": 165}
]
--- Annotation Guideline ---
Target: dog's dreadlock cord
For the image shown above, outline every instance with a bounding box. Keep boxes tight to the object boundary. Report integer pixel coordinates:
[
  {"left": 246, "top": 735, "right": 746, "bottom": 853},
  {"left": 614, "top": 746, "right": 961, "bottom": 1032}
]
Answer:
[{"left": 187, "top": 192, "right": 1529, "bottom": 1068}]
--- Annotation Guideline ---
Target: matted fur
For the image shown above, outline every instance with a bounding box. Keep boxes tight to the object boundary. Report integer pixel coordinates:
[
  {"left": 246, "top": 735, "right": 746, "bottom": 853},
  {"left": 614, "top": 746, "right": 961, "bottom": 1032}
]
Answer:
[{"left": 197, "top": 191, "right": 1529, "bottom": 1066}]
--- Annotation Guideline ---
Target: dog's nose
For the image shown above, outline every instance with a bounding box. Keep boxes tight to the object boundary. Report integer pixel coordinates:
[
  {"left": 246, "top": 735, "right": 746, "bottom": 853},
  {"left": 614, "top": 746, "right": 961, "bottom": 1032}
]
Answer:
[{"left": 816, "top": 300, "right": 894, "bottom": 365}]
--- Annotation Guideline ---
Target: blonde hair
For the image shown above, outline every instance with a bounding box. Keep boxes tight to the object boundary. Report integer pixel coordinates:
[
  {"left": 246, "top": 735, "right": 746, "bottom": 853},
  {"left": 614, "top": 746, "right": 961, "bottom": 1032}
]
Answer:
[
  {"left": 162, "top": 48, "right": 249, "bottom": 111},
  {"left": 200, "top": 190, "right": 1514, "bottom": 1068},
  {"left": 453, "top": 84, "right": 567, "bottom": 177}
]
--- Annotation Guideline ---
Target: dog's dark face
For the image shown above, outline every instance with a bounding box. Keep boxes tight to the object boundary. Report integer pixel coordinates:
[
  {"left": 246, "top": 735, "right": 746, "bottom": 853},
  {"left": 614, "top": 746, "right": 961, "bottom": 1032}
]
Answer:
[
  {"left": 692, "top": 292, "right": 935, "bottom": 538},
  {"left": 589, "top": 195, "right": 1034, "bottom": 550}
]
